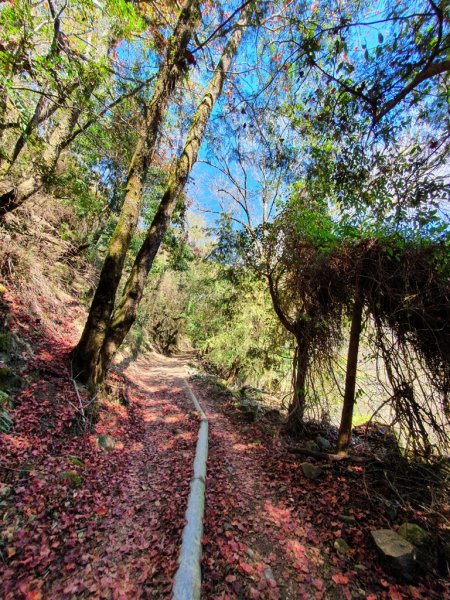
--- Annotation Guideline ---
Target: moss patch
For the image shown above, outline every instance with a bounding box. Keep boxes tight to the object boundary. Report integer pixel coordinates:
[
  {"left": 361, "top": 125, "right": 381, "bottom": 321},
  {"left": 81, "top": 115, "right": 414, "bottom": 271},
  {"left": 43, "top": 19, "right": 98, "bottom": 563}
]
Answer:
[{"left": 58, "top": 470, "right": 83, "bottom": 488}]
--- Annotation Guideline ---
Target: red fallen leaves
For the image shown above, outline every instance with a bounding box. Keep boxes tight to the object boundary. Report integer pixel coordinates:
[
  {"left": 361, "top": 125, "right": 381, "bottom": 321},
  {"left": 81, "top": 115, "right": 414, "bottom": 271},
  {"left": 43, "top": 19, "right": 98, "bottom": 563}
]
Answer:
[
  {"left": 239, "top": 561, "right": 254, "bottom": 576},
  {"left": 194, "top": 378, "right": 449, "bottom": 600},
  {"left": 332, "top": 573, "right": 349, "bottom": 585},
  {"left": 94, "top": 506, "right": 108, "bottom": 517},
  {"left": 18, "top": 581, "right": 42, "bottom": 600},
  {"left": 312, "top": 578, "right": 324, "bottom": 590},
  {"left": 0, "top": 291, "right": 200, "bottom": 599},
  {"left": 2, "top": 290, "right": 449, "bottom": 599}
]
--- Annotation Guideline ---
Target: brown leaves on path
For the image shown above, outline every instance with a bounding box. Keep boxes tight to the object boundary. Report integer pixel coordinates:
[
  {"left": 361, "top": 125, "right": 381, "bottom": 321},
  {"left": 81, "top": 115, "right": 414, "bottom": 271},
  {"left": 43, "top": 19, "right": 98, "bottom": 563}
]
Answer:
[
  {"left": 193, "top": 378, "right": 447, "bottom": 600},
  {"left": 0, "top": 289, "right": 447, "bottom": 599},
  {"left": 0, "top": 292, "right": 197, "bottom": 599}
]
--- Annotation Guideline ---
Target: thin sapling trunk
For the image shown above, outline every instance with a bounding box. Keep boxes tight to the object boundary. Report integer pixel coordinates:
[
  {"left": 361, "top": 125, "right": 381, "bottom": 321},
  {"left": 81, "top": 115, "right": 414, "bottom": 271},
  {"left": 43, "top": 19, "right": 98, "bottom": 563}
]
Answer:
[{"left": 336, "top": 274, "right": 364, "bottom": 455}]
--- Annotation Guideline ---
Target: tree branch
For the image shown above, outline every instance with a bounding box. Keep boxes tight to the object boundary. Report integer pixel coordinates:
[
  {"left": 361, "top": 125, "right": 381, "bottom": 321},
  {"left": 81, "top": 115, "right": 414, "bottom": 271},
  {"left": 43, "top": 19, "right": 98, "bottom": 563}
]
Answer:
[
  {"left": 374, "top": 59, "right": 450, "bottom": 124},
  {"left": 192, "top": 0, "right": 254, "bottom": 54}
]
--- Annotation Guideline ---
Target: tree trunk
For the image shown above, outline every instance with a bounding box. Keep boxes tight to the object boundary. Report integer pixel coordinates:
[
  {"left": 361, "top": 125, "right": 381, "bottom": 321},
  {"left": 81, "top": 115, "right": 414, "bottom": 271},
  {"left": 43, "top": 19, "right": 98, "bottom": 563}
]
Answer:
[
  {"left": 5, "top": 81, "right": 79, "bottom": 175},
  {"left": 0, "top": 3, "right": 66, "bottom": 178},
  {"left": 0, "top": 90, "right": 91, "bottom": 215},
  {"left": 0, "top": 86, "right": 12, "bottom": 173},
  {"left": 8, "top": 95, "right": 48, "bottom": 172},
  {"left": 9, "top": 95, "right": 50, "bottom": 171},
  {"left": 336, "top": 277, "right": 364, "bottom": 455},
  {"left": 92, "top": 6, "right": 253, "bottom": 387},
  {"left": 0, "top": 176, "right": 38, "bottom": 215},
  {"left": 286, "top": 340, "right": 309, "bottom": 434},
  {"left": 226, "top": 360, "right": 240, "bottom": 384},
  {"left": 71, "top": 0, "right": 202, "bottom": 383}
]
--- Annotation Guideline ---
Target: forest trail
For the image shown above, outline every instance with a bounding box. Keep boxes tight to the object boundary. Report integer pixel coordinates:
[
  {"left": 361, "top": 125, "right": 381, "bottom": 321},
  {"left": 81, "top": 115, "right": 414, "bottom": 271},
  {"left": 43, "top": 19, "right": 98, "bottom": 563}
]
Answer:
[
  {"left": 121, "top": 353, "right": 444, "bottom": 600},
  {"left": 0, "top": 299, "right": 443, "bottom": 600},
  {"left": 122, "top": 352, "right": 338, "bottom": 599}
]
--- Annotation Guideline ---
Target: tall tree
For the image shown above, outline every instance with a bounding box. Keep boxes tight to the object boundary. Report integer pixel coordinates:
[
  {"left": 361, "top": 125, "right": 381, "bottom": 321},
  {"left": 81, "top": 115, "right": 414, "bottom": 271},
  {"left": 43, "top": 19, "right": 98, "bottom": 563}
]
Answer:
[
  {"left": 336, "top": 267, "right": 365, "bottom": 455},
  {"left": 0, "top": 79, "right": 99, "bottom": 214},
  {"left": 87, "top": 2, "right": 256, "bottom": 389},
  {"left": 71, "top": 0, "right": 202, "bottom": 383},
  {"left": 0, "top": 0, "right": 144, "bottom": 213}
]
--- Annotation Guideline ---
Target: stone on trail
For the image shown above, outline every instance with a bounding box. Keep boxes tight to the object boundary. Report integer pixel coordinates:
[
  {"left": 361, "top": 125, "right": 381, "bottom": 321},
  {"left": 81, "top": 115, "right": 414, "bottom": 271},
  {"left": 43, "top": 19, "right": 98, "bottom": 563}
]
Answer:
[
  {"left": 263, "top": 566, "right": 277, "bottom": 588},
  {"left": 316, "top": 435, "right": 331, "bottom": 451},
  {"left": 371, "top": 529, "right": 416, "bottom": 579},
  {"left": 397, "top": 523, "right": 430, "bottom": 547},
  {"left": 398, "top": 523, "right": 437, "bottom": 571},
  {"left": 334, "top": 538, "right": 350, "bottom": 555},
  {"left": 305, "top": 439, "right": 320, "bottom": 452},
  {"left": 300, "top": 462, "right": 322, "bottom": 480},
  {"left": 97, "top": 434, "right": 116, "bottom": 451}
]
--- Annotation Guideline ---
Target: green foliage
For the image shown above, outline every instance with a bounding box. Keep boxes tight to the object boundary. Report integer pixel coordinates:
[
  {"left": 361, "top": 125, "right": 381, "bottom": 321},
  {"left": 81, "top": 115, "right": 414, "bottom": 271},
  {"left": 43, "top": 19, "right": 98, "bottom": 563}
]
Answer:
[
  {"left": 0, "top": 392, "right": 12, "bottom": 433},
  {"left": 135, "top": 267, "right": 187, "bottom": 355},
  {"left": 0, "top": 408, "right": 13, "bottom": 434},
  {"left": 185, "top": 262, "right": 291, "bottom": 390},
  {"left": 58, "top": 470, "right": 83, "bottom": 489},
  {"left": 0, "top": 390, "right": 10, "bottom": 407},
  {"left": 1, "top": 0, "right": 448, "bottom": 456}
]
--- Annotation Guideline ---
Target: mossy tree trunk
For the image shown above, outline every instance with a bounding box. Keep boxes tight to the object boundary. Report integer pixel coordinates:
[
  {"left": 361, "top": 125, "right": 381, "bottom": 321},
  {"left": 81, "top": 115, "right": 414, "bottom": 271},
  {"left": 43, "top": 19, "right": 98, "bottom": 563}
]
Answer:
[
  {"left": 91, "top": 6, "right": 253, "bottom": 387},
  {"left": 71, "top": 0, "right": 202, "bottom": 384},
  {"left": 336, "top": 275, "right": 364, "bottom": 455},
  {"left": 7, "top": 87, "right": 74, "bottom": 172},
  {"left": 0, "top": 86, "right": 7, "bottom": 155},
  {"left": 0, "top": 91, "right": 51, "bottom": 178}
]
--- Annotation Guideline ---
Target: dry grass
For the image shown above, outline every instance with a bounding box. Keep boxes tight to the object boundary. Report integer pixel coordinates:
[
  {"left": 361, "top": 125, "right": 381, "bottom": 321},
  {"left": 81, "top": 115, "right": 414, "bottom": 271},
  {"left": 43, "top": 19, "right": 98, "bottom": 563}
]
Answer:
[{"left": 0, "top": 193, "right": 95, "bottom": 334}]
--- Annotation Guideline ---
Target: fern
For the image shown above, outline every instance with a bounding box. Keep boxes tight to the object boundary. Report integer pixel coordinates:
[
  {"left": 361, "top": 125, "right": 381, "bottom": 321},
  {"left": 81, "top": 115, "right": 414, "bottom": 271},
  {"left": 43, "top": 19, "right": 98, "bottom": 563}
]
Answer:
[{"left": 0, "top": 407, "right": 12, "bottom": 433}]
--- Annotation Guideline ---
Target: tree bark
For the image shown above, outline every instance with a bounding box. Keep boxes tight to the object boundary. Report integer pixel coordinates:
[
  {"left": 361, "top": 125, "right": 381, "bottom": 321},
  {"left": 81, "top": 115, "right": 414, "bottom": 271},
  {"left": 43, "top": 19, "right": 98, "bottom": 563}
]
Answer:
[
  {"left": 5, "top": 79, "right": 80, "bottom": 175},
  {"left": 286, "top": 339, "right": 309, "bottom": 433},
  {"left": 71, "top": 0, "right": 202, "bottom": 383},
  {"left": 267, "top": 272, "right": 295, "bottom": 334},
  {"left": 9, "top": 95, "right": 48, "bottom": 170},
  {"left": 92, "top": 5, "right": 253, "bottom": 387},
  {"left": 266, "top": 273, "right": 307, "bottom": 433},
  {"left": 336, "top": 275, "right": 364, "bottom": 455},
  {"left": 0, "top": 87, "right": 93, "bottom": 215},
  {"left": 0, "top": 0, "right": 66, "bottom": 177},
  {"left": 0, "top": 86, "right": 7, "bottom": 134}
]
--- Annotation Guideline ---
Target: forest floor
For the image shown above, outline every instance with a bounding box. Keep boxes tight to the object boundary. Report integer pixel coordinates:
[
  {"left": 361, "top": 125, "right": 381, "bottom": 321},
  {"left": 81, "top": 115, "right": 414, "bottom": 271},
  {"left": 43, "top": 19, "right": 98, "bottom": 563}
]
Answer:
[{"left": 0, "top": 290, "right": 448, "bottom": 599}]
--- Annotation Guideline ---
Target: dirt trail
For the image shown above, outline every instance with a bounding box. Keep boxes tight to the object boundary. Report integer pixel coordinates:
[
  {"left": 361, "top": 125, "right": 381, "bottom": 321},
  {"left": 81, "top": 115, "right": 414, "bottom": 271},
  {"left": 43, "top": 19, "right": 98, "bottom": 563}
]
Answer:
[
  {"left": 2, "top": 338, "right": 442, "bottom": 600},
  {"left": 1, "top": 346, "right": 199, "bottom": 600},
  {"left": 64, "top": 354, "right": 199, "bottom": 599},
  {"left": 125, "top": 352, "right": 335, "bottom": 599},
  {"left": 126, "top": 352, "right": 442, "bottom": 600}
]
